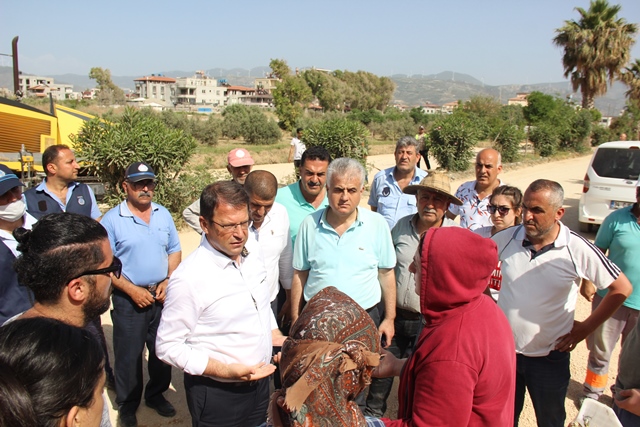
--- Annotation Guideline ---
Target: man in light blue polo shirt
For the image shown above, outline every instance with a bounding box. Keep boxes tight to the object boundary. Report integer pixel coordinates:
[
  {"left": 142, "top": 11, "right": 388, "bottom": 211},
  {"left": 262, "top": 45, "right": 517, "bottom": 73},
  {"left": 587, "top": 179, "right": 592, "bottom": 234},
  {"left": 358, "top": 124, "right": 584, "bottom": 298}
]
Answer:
[
  {"left": 24, "top": 144, "right": 101, "bottom": 220},
  {"left": 291, "top": 157, "right": 396, "bottom": 345},
  {"left": 101, "top": 162, "right": 181, "bottom": 427},
  {"left": 276, "top": 146, "right": 331, "bottom": 245},
  {"left": 368, "top": 136, "right": 426, "bottom": 229}
]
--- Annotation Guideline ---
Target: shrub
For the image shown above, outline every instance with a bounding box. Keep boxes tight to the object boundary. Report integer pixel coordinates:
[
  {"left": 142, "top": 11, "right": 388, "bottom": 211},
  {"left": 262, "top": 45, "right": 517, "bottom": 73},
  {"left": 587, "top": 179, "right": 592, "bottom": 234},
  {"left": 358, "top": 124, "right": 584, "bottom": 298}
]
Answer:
[
  {"left": 221, "top": 104, "right": 250, "bottom": 139},
  {"left": 494, "top": 125, "right": 525, "bottom": 163},
  {"left": 429, "top": 114, "right": 478, "bottom": 171},
  {"left": 304, "top": 118, "right": 369, "bottom": 166},
  {"left": 191, "top": 114, "right": 222, "bottom": 146},
  {"left": 529, "top": 124, "right": 559, "bottom": 157},
  {"left": 244, "top": 108, "right": 281, "bottom": 145},
  {"left": 590, "top": 126, "right": 614, "bottom": 146},
  {"left": 72, "top": 107, "right": 197, "bottom": 214},
  {"left": 375, "top": 117, "right": 416, "bottom": 142}
]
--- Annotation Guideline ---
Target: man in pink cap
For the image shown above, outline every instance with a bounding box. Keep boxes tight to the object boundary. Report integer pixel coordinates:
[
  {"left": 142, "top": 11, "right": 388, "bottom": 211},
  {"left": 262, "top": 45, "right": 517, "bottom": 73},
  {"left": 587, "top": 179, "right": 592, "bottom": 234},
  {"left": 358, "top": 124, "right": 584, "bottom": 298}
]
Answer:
[{"left": 183, "top": 148, "right": 255, "bottom": 233}]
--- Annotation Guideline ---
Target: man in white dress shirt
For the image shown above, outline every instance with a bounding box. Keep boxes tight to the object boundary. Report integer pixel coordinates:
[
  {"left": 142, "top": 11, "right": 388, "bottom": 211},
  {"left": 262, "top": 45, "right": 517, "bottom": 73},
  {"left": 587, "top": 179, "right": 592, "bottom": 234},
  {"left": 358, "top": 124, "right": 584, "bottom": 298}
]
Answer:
[
  {"left": 156, "top": 181, "right": 285, "bottom": 427},
  {"left": 244, "top": 170, "right": 293, "bottom": 322}
]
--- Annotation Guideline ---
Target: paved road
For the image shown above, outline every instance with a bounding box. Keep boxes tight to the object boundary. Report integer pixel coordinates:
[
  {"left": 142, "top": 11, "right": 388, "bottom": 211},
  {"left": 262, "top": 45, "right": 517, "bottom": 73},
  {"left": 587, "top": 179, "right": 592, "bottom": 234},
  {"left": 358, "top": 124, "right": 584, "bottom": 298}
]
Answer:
[{"left": 102, "top": 152, "right": 608, "bottom": 426}]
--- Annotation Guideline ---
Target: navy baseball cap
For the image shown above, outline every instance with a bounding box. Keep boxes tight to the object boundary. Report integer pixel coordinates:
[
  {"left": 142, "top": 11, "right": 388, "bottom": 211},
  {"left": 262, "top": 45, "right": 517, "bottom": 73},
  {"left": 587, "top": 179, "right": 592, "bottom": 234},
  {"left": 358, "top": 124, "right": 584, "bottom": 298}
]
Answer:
[
  {"left": 125, "top": 162, "right": 156, "bottom": 182},
  {"left": 0, "top": 165, "right": 24, "bottom": 196}
]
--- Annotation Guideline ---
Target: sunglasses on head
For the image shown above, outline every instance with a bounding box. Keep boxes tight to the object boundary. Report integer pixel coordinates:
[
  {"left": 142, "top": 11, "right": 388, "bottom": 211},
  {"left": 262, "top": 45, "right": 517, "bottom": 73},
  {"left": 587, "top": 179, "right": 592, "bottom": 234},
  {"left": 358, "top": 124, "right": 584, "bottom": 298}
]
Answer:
[
  {"left": 487, "top": 204, "right": 512, "bottom": 216},
  {"left": 72, "top": 256, "right": 122, "bottom": 280}
]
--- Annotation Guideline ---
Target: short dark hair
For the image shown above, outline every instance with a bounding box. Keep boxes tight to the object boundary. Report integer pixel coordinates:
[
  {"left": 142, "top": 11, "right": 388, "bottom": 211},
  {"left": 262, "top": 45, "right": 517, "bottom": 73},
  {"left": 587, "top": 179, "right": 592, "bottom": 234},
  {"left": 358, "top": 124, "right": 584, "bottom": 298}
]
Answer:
[
  {"left": 244, "top": 170, "right": 277, "bottom": 200},
  {"left": 42, "top": 145, "right": 71, "bottom": 176},
  {"left": 300, "top": 146, "right": 331, "bottom": 169},
  {"left": 296, "top": 128, "right": 303, "bottom": 133},
  {"left": 0, "top": 317, "right": 104, "bottom": 427},
  {"left": 200, "top": 181, "right": 249, "bottom": 223},
  {"left": 13, "top": 213, "right": 108, "bottom": 304}
]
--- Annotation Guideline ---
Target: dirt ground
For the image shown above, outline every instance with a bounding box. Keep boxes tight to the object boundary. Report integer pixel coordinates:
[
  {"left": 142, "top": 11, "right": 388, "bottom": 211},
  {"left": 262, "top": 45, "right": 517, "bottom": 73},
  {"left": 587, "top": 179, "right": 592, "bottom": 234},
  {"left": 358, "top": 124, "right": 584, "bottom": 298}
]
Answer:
[{"left": 101, "top": 151, "right": 612, "bottom": 426}]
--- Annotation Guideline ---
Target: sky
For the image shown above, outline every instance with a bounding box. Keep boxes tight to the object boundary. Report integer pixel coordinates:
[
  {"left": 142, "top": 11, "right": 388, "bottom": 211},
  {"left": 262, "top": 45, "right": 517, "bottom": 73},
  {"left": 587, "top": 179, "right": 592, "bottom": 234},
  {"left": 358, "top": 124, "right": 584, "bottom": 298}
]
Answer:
[{"left": 3, "top": 0, "right": 640, "bottom": 86}]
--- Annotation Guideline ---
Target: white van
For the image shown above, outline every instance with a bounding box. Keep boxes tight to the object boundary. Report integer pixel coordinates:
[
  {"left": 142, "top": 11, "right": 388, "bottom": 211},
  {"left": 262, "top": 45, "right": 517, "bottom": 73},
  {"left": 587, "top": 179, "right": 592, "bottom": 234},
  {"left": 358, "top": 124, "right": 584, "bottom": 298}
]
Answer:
[{"left": 578, "top": 141, "right": 640, "bottom": 232}]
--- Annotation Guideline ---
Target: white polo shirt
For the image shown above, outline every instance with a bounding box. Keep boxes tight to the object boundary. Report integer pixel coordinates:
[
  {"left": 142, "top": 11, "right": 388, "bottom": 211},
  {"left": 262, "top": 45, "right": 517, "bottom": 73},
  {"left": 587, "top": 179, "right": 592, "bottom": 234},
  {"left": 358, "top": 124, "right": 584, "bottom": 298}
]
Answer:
[
  {"left": 493, "top": 222, "right": 620, "bottom": 357},
  {"left": 247, "top": 202, "right": 293, "bottom": 302},
  {"left": 156, "top": 236, "right": 277, "bottom": 381}
]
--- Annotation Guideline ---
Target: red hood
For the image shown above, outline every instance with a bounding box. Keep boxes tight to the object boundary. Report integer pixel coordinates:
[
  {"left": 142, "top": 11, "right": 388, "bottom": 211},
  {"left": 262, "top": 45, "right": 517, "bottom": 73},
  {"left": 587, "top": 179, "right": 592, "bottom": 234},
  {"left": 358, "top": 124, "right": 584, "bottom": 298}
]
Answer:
[{"left": 419, "top": 227, "right": 497, "bottom": 324}]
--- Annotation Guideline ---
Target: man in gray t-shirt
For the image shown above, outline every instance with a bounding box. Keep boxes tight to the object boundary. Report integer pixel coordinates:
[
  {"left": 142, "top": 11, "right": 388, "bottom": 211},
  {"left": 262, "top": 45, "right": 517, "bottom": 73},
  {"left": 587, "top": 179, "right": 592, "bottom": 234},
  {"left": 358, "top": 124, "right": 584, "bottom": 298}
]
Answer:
[{"left": 364, "top": 172, "right": 462, "bottom": 417}]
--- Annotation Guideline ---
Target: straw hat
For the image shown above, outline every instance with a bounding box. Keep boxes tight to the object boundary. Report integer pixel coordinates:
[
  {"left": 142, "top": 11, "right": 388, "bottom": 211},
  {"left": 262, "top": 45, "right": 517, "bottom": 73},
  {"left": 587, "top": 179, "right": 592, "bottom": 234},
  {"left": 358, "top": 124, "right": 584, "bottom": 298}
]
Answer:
[{"left": 403, "top": 172, "right": 463, "bottom": 205}]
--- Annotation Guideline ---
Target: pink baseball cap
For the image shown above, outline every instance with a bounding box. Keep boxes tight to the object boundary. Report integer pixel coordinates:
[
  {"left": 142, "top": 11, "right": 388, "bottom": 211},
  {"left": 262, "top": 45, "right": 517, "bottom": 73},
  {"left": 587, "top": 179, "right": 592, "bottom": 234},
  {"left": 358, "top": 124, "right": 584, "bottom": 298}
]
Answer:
[{"left": 227, "top": 148, "right": 255, "bottom": 167}]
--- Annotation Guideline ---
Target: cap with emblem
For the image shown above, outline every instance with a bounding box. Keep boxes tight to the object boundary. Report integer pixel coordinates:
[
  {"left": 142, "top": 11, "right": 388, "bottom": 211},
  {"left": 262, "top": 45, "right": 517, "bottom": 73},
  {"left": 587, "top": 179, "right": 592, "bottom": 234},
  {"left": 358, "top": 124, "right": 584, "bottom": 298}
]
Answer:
[
  {"left": 227, "top": 148, "right": 255, "bottom": 167},
  {"left": 125, "top": 162, "right": 156, "bottom": 182},
  {"left": 0, "top": 165, "right": 24, "bottom": 196}
]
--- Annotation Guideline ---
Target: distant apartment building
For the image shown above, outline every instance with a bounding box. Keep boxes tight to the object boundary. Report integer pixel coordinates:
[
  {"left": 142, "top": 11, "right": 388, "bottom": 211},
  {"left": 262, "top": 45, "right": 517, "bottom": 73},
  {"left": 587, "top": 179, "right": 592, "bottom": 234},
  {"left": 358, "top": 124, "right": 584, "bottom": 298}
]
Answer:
[
  {"left": 133, "top": 75, "right": 176, "bottom": 103},
  {"left": 421, "top": 103, "right": 442, "bottom": 114},
  {"left": 254, "top": 77, "right": 279, "bottom": 94},
  {"left": 18, "top": 74, "right": 76, "bottom": 100},
  {"left": 508, "top": 92, "right": 529, "bottom": 107},
  {"left": 174, "top": 71, "right": 226, "bottom": 106},
  {"left": 225, "top": 85, "right": 272, "bottom": 107},
  {"left": 442, "top": 101, "right": 459, "bottom": 113}
]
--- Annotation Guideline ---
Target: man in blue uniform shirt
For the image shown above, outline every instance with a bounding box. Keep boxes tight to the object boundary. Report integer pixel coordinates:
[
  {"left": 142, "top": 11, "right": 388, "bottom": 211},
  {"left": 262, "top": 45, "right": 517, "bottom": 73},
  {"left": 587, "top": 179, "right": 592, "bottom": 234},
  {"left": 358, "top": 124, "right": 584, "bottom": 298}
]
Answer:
[
  {"left": 101, "top": 162, "right": 181, "bottom": 427},
  {"left": 24, "top": 144, "right": 101, "bottom": 220}
]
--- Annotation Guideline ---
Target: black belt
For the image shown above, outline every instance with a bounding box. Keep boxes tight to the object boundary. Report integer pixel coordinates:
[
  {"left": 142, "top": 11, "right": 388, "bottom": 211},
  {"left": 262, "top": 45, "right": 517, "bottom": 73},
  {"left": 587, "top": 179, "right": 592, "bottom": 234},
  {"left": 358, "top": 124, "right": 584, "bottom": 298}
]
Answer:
[
  {"left": 186, "top": 373, "right": 261, "bottom": 389},
  {"left": 396, "top": 307, "right": 422, "bottom": 320}
]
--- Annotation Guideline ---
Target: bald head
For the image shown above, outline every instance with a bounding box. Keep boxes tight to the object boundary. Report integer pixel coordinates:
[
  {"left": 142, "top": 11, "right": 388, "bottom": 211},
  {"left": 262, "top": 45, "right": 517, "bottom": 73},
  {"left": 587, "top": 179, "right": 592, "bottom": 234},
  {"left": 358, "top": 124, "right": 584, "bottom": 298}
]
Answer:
[{"left": 475, "top": 148, "right": 503, "bottom": 190}]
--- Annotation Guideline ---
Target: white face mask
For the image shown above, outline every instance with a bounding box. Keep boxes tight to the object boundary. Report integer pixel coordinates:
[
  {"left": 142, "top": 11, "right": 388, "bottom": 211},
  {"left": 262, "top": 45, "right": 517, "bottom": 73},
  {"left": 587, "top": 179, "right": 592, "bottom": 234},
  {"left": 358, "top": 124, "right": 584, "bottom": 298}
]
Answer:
[{"left": 0, "top": 198, "right": 26, "bottom": 222}]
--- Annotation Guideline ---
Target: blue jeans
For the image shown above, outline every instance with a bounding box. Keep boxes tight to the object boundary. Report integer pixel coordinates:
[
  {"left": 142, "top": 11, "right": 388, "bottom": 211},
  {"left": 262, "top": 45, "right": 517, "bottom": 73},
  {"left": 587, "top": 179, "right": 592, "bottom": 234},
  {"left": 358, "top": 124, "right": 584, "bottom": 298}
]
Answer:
[{"left": 515, "top": 351, "right": 570, "bottom": 427}]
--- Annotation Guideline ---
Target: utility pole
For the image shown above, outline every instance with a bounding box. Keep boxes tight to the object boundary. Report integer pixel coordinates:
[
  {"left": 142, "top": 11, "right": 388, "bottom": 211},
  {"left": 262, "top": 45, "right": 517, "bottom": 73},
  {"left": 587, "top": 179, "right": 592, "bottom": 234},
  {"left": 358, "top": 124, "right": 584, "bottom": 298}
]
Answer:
[{"left": 0, "top": 36, "right": 20, "bottom": 98}]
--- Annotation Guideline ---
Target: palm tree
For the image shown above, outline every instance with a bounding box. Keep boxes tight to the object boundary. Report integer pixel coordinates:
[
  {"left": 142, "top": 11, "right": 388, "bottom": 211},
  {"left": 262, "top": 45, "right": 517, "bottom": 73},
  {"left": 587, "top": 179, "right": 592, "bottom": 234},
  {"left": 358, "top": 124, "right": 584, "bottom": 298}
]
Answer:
[
  {"left": 554, "top": 0, "right": 638, "bottom": 109},
  {"left": 622, "top": 59, "right": 640, "bottom": 102}
]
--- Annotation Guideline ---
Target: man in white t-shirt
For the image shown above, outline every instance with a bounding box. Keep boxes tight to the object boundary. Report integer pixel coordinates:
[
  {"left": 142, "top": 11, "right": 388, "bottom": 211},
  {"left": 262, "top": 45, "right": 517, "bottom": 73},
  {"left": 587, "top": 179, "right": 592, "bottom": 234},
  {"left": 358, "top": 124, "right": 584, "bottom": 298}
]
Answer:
[
  {"left": 288, "top": 128, "right": 306, "bottom": 177},
  {"left": 493, "top": 179, "right": 632, "bottom": 427}
]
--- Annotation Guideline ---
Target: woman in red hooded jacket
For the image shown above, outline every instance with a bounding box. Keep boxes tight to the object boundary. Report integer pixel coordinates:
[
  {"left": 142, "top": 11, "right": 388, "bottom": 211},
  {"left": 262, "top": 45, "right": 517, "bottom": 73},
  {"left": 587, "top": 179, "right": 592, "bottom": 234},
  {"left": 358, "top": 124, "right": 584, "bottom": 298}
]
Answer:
[{"left": 376, "top": 227, "right": 516, "bottom": 427}]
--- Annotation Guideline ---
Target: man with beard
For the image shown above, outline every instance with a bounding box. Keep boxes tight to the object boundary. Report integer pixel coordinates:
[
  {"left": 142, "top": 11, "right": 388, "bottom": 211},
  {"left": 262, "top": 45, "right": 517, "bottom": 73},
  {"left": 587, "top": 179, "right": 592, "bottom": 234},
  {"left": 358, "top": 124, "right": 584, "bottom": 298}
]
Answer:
[
  {"left": 276, "top": 146, "right": 332, "bottom": 245},
  {"left": 368, "top": 136, "right": 427, "bottom": 229},
  {"left": 12, "top": 212, "right": 118, "bottom": 427},
  {"left": 101, "top": 162, "right": 181, "bottom": 427},
  {"left": 493, "top": 179, "right": 632, "bottom": 427}
]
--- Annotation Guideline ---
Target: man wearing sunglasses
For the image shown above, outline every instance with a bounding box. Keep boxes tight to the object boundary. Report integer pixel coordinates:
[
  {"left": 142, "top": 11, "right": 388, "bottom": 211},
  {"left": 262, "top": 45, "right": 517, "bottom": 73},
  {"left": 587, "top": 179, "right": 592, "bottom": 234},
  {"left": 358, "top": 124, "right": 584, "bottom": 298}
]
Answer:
[
  {"left": 11, "top": 212, "right": 117, "bottom": 427},
  {"left": 101, "top": 162, "right": 182, "bottom": 427}
]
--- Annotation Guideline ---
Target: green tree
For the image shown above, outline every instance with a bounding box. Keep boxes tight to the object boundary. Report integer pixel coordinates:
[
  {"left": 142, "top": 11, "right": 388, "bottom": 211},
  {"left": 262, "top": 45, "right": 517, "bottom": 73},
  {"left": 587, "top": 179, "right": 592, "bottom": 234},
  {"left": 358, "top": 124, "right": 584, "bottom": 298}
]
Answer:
[
  {"left": 88, "top": 67, "right": 125, "bottom": 105},
  {"left": 553, "top": 0, "right": 638, "bottom": 109},
  {"left": 523, "top": 91, "right": 559, "bottom": 124},
  {"left": 243, "top": 107, "right": 281, "bottom": 145},
  {"left": 494, "top": 125, "right": 526, "bottom": 163},
  {"left": 270, "top": 59, "right": 313, "bottom": 130},
  {"left": 221, "top": 104, "right": 250, "bottom": 139},
  {"left": 429, "top": 113, "right": 478, "bottom": 172},
  {"left": 72, "top": 107, "right": 198, "bottom": 216},
  {"left": 622, "top": 58, "right": 640, "bottom": 101},
  {"left": 530, "top": 124, "right": 559, "bottom": 157},
  {"left": 304, "top": 118, "right": 369, "bottom": 166}
]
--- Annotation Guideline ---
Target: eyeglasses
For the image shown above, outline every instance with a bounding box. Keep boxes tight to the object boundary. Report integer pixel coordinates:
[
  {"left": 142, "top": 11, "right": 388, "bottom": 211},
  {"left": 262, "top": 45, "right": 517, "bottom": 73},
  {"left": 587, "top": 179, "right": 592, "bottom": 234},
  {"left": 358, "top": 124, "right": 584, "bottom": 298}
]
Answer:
[
  {"left": 72, "top": 256, "right": 122, "bottom": 280},
  {"left": 127, "top": 180, "right": 157, "bottom": 190},
  {"left": 487, "top": 204, "right": 512, "bottom": 216},
  {"left": 211, "top": 219, "right": 250, "bottom": 232}
]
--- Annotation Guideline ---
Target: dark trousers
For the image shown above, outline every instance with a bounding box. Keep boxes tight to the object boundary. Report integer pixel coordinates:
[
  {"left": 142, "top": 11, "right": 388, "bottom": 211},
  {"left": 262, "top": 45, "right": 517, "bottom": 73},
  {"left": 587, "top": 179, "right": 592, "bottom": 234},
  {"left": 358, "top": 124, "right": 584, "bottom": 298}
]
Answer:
[
  {"left": 184, "top": 373, "right": 269, "bottom": 427},
  {"left": 111, "top": 289, "right": 172, "bottom": 413},
  {"left": 364, "top": 312, "right": 423, "bottom": 417},
  {"left": 418, "top": 149, "right": 431, "bottom": 170},
  {"left": 515, "top": 351, "right": 570, "bottom": 427}
]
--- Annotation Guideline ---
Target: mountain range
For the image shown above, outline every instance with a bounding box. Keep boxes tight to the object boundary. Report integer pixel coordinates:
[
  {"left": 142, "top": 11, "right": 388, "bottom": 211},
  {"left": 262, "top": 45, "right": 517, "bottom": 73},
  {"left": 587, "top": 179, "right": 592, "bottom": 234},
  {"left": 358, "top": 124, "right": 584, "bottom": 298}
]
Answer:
[{"left": 0, "top": 66, "right": 629, "bottom": 116}]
